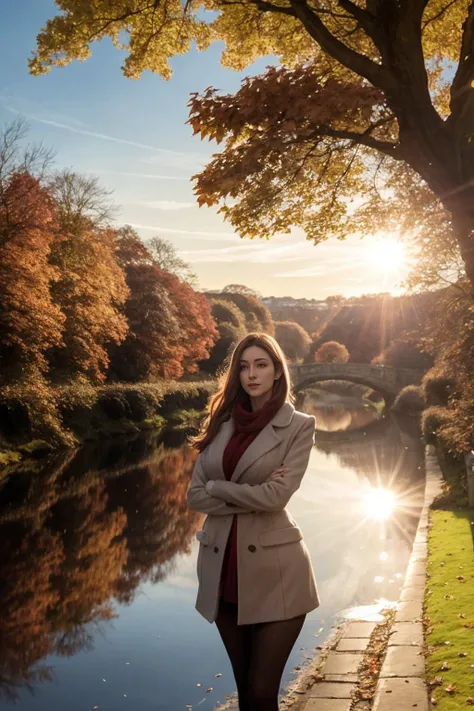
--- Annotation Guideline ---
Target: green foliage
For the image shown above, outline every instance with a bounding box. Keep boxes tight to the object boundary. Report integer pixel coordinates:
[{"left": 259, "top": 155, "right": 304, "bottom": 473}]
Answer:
[
  {"left": 200, "top": 297, "right": 247, "bottom": 374},
  {"left": 209, "top": 291, "right": 274, "bottom": 335},
  {"left": 0, "top": 380, "right": 216, "bottom": 457}
]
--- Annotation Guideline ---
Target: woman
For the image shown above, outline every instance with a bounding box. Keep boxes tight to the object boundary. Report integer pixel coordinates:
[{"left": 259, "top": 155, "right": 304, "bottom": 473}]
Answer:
[{"left": 187, "top": 333, "right": 319, "bottom": 711}]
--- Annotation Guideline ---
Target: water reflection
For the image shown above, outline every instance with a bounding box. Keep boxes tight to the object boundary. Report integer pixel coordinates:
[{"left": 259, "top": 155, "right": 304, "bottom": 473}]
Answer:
[
  {"left": 0, "top": 407, "right": 425, "bottom": 710},
  {"left": 302, "top": 388, "right": 382, "bottom": 432},
  {"left": 0, "top": 434, "right": 201, "bottom": 703}
]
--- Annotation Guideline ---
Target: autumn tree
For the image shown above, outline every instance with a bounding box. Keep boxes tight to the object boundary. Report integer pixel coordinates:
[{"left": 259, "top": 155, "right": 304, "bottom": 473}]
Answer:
[
  {"left": 28, "top": 1, "right": 474, "bottom": 296},
  {"left": 146, "top": 235, "right": 198, "bottom": 287},
  {"left": 110, "top": 226, "right": 217, "bottom": 381},
  {"left": 0, "top": 171, "right": 64, "bottom": 382},
  {"left": 275, "top": 321, "right": 311, "bottom": 362},
  {"left": 48, "top": 171, "right": 129, "bottom": 383},
  {"left": 315, "top": 341, "right": 350, "bottom": 364}
]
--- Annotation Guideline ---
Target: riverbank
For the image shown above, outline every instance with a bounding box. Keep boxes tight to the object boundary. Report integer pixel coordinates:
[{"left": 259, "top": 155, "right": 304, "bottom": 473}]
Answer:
[
  {"left": 424, "top": 449, "right": 474, "bottom": 710},
  {"left": 0, "top": 379, "right": 216, "bottom": 465},
  {"left": 277, "top": 445, "right": 442, "bottom": 711}
]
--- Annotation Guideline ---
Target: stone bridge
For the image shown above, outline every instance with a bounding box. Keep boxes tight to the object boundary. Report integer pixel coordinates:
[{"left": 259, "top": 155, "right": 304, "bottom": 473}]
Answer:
[{"left": 288, "top": 362, "right": 424, "bottom": 401}]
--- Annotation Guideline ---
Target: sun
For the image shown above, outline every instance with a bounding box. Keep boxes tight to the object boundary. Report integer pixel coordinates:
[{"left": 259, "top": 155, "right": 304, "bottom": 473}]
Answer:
[{"left": 368, "top": 237, "right": 407, "bottom": 273}]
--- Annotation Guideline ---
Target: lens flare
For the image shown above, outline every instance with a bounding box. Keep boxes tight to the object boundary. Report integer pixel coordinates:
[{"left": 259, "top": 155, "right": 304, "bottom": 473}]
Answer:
[{"left": 363, "top": 488, "right": 396, "bottom": 521}]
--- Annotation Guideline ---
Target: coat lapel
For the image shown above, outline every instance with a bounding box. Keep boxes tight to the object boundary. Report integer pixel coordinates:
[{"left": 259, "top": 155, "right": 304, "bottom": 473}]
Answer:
[
  {"left": 230, "top": 423, "right": 281, "bottom": 483},
  {"left": 207, "top": 417, "right": 234, "bottom": 481},
  {"left": 207, "top": 403, "right": 295, "bottom": 484}
]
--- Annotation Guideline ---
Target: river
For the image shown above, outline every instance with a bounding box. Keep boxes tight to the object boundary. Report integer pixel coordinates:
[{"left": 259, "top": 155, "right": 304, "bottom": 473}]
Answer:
[{"left": 0, "top": 395, "right": 425, "bottom": 710}]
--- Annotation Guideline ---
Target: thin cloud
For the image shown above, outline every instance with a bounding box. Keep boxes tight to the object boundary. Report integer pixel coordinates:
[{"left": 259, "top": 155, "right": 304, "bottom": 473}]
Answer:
[
  {"left": 142, "top": 200, "right": 196, "bottom": 211},
  {"left": 127, "top": 223, "right": 238, "bottom": 241},
  {"left": 1, "top": 96, "right": 206, "bottom": 169},
  {"left": 82, "top": 169, "right": 189, "bottom": 181},
  {"left": 180, "top": 241, "right": 316, "bottom": 264}
]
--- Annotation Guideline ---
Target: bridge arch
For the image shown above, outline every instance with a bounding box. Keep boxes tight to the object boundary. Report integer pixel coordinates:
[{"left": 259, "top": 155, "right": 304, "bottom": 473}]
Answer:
[{"left": 288, "top": 363, "right": 424, "bottom": 402}]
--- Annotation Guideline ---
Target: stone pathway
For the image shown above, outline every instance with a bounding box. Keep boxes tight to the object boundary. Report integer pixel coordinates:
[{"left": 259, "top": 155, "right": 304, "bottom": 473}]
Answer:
[{"left": 296, "top": 447, "right": 443, "bottom": 711}]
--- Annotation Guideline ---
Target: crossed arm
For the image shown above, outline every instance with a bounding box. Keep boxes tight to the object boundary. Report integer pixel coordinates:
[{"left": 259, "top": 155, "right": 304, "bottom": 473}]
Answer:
[
  {"left": 186, "top": 451, "right": 254, "bottom": 515},
  {"left": 186, "top": 416, "right": 316, "bottom": 516}
]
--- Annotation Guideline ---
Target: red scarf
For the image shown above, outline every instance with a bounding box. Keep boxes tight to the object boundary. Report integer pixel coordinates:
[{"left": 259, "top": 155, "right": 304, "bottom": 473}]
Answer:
[{"left": 222, "top": 395, "right": 283, "bottom": 480}]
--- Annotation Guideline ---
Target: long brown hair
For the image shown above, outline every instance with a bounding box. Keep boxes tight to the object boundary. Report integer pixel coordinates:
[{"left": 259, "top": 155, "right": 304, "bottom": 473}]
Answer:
[{"left": 191, "top": 332, "right": 294, "bottom": 452}]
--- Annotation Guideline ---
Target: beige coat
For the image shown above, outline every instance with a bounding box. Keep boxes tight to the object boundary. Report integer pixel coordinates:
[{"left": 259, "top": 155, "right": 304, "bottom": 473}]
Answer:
[{"left": 187, "top": 402, "right": 320, "bottom": 625}]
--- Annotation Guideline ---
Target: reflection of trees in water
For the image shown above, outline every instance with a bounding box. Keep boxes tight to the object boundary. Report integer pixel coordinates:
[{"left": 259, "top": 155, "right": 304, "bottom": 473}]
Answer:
[
  {"left": 304, "top": 393, "right": 381, "bottom": 433},
  {"left": 314, "top": 415, "right": 424, "bottom": 489},
  {"left": 0, "top": 436, "right": 201, "bottom": 702}
]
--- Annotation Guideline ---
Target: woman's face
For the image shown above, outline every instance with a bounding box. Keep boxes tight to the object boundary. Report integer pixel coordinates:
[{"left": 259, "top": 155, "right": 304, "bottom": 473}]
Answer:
[{"left": 239, "top": 345, "right": 280, "bottom": 408}]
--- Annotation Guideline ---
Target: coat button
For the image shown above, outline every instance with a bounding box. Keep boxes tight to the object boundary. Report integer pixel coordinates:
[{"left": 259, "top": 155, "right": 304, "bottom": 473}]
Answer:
[
  {"left": 248, "top": 545, "right": 256, "bottom": 553},
  {"left": 213, "top": 546, "right": 219, "bottom": 553}
]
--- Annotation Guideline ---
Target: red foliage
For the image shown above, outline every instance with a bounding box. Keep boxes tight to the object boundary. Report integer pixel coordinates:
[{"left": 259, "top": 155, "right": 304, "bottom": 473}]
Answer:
[{"left": 0, "top": 173, "right": 65, "bottom": 378}]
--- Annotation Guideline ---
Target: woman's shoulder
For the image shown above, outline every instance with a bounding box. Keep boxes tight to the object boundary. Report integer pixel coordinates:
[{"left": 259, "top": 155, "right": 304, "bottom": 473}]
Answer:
[{"left": 292, "top": 408, "right": 316, "bottom": 430}]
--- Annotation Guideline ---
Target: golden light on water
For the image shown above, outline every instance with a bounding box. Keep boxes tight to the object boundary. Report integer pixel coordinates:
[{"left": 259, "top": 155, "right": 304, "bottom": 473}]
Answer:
[{"left": 362, "top": 487, "right": 397, "bottom": 521}]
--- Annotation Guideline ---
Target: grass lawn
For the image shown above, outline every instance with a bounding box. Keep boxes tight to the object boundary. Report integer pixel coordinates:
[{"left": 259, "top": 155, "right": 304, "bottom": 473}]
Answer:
[{"left": 425, "top": 508, "right": 474, "bottom": 709}]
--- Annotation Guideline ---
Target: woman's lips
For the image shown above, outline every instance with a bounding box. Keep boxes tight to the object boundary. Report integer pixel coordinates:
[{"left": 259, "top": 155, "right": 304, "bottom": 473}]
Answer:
[{"left": 248, "top": 384, "right": 260, "bottom": 388}]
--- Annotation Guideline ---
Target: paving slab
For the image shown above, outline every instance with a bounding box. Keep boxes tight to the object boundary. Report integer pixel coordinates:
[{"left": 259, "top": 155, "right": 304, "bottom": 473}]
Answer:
[
  {"left": 302, "top": 700, "right": 352, "bottom": 711},
  {"left": 336, "top": 638, "right": 368, "bottom": 652},
  {"left": 395, "top": 600, "right": 423, "bottom": 622},
  {"left": 388, "top": 622, "right": 424, "bottom": 647},
  {"left": 400, "top": 585, "right": 425, "bottom": 602},
  {"left": 323, "top": 674, "right": 359, "bottom": 683},
  {"left": 322, "top": 653, "right": 363, "bottom": 675},
  {"left": 307, "top": 682, "right": 356, "bottom": 698},
  {"left": 372, "top": 677, "right": 429, "bottom": 711},
  {"left": 380, "top": 646, "right": 424, "bottom": 678},
  {"left": 342, "top": 622, "right": 376, "bottom": 638}
]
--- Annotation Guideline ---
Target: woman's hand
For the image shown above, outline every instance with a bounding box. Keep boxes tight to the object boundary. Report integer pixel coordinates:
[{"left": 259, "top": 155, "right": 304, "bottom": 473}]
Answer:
[{"left": 267, "top": 466, "right": 289, "bottom": 482}]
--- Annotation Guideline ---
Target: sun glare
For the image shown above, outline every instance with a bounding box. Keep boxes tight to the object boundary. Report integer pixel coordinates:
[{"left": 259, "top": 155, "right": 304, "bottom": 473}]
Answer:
[
  {"left": 368, "top": 237, "right": 407, "bottom": 273},
  {"left": 363, "top": 488, "right": 396, "bottom": 521}
]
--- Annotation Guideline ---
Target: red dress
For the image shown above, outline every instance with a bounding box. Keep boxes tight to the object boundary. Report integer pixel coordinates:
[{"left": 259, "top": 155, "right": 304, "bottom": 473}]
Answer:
[{"left": 218, "top": 397, "right": 282, "bottom": 604}]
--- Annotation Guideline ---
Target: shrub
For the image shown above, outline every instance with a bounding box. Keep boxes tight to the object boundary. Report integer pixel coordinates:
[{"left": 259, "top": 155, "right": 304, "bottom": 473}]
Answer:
[
  {"left": 422, "top": 368, "right": 455, "bottom": 407},
  {"left": 392, "top": 385, "right": 426, "bottom": 415},
  {"left": 422, "top": 406, "right": 451, "bottom": 446},
  {"left": 275, "top": 321, "right": 312, "bottom": 361}
]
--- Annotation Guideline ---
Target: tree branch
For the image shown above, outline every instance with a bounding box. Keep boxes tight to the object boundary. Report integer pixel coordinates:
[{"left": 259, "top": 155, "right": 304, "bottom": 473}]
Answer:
[
  {"left": 310, "top": 125, "right": 402, "bottom": 159},
  {"left": 288, "top": 0, "right": 390, "bottom": 89},
  {"left": 449, "top": 2, "right": 474, "bottom": 121},
  {"left": 336, "top": 0, "right": 381, "bottom": 42}
]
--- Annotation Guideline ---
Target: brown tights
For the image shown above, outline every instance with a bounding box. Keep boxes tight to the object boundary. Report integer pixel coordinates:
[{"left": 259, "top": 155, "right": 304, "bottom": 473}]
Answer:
[{"left": 215, "top": 598, "right": 306, "bottom": 711}]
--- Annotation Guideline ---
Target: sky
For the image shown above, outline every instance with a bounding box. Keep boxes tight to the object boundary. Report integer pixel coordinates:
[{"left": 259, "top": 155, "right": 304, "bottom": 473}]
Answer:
[{"left": 0, "top": 1, "right": 412, "bottom": 299}]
